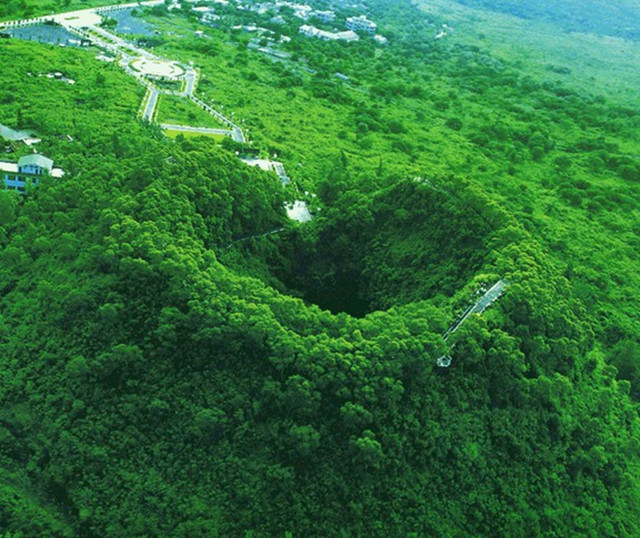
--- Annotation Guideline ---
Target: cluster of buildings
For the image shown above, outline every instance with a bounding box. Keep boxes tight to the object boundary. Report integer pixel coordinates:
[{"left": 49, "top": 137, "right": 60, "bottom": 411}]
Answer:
[
  {"left": 240, "top": 1, "right": 334, "bottom": 21},
  {"left": 0, "top": 154, "right": 64, "bottom": 193},
  {"left": 279, "top": 3, "right": 336, "bottom": 22},
  {"left": 298, "top": 13, "right": 386, "bottom": 44},
  {"left": 186, "top": 0, "right": 387, "bottom": 45},
  {"left": 192, "top": 6, "right": 222, "bottom": 23}
]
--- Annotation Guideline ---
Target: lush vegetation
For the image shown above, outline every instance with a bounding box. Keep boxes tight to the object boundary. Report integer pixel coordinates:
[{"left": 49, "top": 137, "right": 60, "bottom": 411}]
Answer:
[
  {"left": 156, "top": 93, "right": 228, "bottom": 129},
  {"left": 1, "top": 0, "right": 639, "bottom": 535}
]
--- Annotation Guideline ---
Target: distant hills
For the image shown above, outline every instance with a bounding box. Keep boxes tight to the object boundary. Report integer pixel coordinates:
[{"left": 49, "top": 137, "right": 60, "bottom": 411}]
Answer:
[{"left": 454, "top": 0, "right": 640, "bottom": 41}]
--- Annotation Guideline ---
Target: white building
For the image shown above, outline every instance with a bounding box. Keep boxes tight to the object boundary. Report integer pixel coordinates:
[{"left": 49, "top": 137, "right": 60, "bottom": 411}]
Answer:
[
  {"left": 312, "top": 10, "right": 335, "bottom": 23},
  {"left": 299, "top": 24, "right": 318, "bottom": 37},
  {"left": 0, "top": 154, "right": 64, "bottom": 193},
  {"left": 299, "top": 25, "right": 359, "bottom": 41},
  {"left": 374, "top": 34, "right": 388, "bottom": 45},
  {"left": 275, "top": 1, "right": 316, "bottom": 19},
  {"left": 346, "top": 15, "right": 377, "bottom": 34},
  {"left": 329, "top": 30, "right": 359, "bottom": 42}
]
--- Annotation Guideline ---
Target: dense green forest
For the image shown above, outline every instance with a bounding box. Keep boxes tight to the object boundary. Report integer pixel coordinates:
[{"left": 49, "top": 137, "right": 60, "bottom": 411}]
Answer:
[{"left": 1, "top": 0, "right": 640, "bottom": 535}]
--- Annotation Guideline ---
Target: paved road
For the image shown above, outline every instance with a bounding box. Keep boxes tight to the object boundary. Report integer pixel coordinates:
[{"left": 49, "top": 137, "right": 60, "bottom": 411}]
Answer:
[
  {"left": 160, "top": 124, "right": 234, "bottom": 136},
  {"left": 231, "top": 126, "right": 246, "bottom": 143},
  {"left": 183, "top": 69, "right": 198, "bottom": 96},
  {"left": 67, "top": 25, "right": 117, "bottom": 52},
  {"left": 6, "top": 0, "right": 249, "bottom": 145},
  {"left": 52, "top": 1, "right": 164, "bottom": 28},
  {"left": 143, "top": 88, "right": 160, "bottom": 122},
  {"left": 189, "top": 96, "right": 246, "bottom": 142},
  {"left": 89, "top": 24, "right": 156, "bottom": 59}
]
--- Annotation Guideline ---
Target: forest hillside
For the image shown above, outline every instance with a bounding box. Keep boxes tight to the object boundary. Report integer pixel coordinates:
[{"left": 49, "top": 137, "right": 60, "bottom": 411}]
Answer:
[{"left": 0, "top": 0, "right": 639, "bottom": 535}]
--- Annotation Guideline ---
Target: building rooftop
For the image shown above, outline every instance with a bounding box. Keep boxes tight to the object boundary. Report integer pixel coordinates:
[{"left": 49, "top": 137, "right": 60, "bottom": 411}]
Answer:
[
  {"left": 18, "top": 154, "right": 53, "bottom": 171},
  {"left": 0, "top": 161, "right": 18, "bottom": 174},
  {"left": 300, "top": 25, "right": 359, "bottom": 41}
]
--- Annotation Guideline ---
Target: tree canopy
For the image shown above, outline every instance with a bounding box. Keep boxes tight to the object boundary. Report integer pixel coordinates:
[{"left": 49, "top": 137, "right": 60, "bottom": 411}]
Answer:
[{"left": 1, "top": 0, "right": 640, "bottom": 534}]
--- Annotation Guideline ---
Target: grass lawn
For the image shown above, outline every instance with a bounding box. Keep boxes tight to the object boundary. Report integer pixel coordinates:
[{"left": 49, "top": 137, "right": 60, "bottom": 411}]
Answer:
[{"left": 156, "top": 93, "right": 228, "bottom": 129}]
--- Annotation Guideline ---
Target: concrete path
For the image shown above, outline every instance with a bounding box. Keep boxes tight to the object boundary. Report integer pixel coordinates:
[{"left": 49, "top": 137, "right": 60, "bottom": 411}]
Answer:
[
  {"left": 224, "top": 227, "right": 286, "bottom": 248},
  {"left": 231, "top": 126, "right": 246, "bottom": 143},
  {"left": 183, "top": 69, "right": 198, "bottom": 96},
  {"left": 142, "top": 88, "right": 160, "bottom": 122},
  {"left": 437, "top": 279, "right": 508, "bottom": 367},
  {"left": 159, "top": 124, "right": 234, "bottom": 137},
  {"left": 442, "top": 280, "right": 507, "bottom": 341}
]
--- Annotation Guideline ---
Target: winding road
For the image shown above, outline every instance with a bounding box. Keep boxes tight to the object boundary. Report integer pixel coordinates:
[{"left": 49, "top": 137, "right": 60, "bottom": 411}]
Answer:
[{"left": 2, "top": 1, "right": 246, "bottom": 144}]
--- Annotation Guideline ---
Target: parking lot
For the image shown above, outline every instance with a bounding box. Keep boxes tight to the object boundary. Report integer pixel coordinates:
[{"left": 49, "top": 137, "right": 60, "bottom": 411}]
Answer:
[{"left": 9, "top": 24, "right": 81, "bottom": 46}]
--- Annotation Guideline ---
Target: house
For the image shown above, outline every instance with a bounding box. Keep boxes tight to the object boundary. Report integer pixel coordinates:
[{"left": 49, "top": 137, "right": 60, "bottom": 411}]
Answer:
[
  {"left": 312, "top": 10, "right": 335, "bottom": 23},
  {"left": 0, "top": 154, "right": 64, "bottom": 193},
  {"left": 292, "top": 3, "right": 313, "bottom": 19},
  {"left": 345, "top": 15, "right": 377, "bottom": 34},
  {"left": 299, "top": 24, "right": 319, "bottom": 37},
  {"left": 276, "top": 1, "right": 313, "bottom": 19},
  {"left": 333, "top": 30, "right": 359, "bottom": 42},
  {"left": 299, "top": 25, "right": 359, "bottom": 41}
]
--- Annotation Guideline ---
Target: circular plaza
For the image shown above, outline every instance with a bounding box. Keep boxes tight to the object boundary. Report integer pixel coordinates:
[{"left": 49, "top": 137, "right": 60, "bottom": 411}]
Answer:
[{"left": 130, "top": 59, "right": 185, "bottom": 80}]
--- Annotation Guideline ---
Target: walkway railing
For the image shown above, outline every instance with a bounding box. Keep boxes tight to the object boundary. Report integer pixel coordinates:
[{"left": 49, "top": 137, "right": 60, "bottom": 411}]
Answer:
[{"left": 437, "top": 279, "right": 508, "bottom": 367}]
